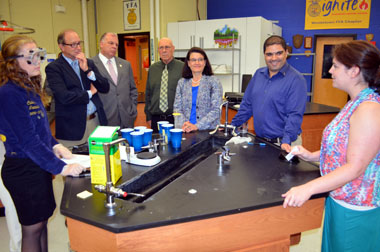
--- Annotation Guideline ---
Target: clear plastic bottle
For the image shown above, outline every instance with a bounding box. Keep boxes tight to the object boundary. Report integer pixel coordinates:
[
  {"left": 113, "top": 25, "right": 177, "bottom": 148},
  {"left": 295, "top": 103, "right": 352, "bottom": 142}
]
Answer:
[{"left": 173, "top": 111, "right": 184, "bottom": 129}]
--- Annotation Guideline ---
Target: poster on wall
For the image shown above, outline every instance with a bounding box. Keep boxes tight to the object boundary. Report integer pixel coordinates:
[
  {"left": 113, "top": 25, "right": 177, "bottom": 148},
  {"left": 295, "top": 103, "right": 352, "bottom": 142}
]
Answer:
[
  {"left": 124, "top": 0, "right": 141, "bottom": 31},
  {"left": 305, "top": 0, "right": 371, "bottom": 30},
  {"left": 213, "top": 25, "right": 239, "bottom": 48}
]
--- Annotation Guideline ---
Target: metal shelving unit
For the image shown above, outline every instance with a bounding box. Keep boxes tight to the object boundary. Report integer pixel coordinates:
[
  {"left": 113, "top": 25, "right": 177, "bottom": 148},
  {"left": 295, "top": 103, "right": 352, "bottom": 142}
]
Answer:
[{"left": 175, "top": 36, "right": 241, "bottom": 92}]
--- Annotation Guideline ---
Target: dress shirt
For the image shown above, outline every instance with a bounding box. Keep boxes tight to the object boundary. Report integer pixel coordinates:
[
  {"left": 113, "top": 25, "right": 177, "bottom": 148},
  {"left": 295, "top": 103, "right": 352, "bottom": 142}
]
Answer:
[
  {"left": 62, "top": 55, "right": 97, "bottom": 115},
  {"left": 231, "top": 62, "right": 307, "bottom": 144},
  {"left": 99, "top": 53, "right": 118, "bottom": 76}
]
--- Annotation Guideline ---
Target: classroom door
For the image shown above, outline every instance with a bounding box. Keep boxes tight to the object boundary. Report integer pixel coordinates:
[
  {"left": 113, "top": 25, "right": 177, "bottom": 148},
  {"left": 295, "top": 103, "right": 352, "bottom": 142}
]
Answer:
[
  {"left": 118, "top": 33, "right": 150, "bottom": 102},
  {"left": 312, "top": 36, "right": 354, "bottom": 108}
]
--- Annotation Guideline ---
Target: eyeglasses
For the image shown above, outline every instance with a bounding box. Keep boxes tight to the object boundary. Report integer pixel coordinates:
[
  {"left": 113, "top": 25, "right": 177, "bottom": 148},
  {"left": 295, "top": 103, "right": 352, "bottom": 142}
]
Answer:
[
  {"left": 62, "top": 41, "right": 83, "bottom": 48},
  {"left": 158, "top": 46, "right": 172, "bottom": 51},
  {"left": 189, "top": 58, "right": 204, "bottom": 63},
  {"left": 11, "top": 48, "right": 47, "bottom": 65}
]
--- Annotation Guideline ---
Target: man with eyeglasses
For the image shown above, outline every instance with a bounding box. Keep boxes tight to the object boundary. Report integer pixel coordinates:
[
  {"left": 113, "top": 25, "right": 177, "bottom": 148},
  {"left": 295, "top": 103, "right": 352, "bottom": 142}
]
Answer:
[
  {"left": 145, "top": 37, "right": 184, "bottom": 133},
  {"left": 92, "top": 32, "right": 138, "bottom": 128},
  {"left": 45, "top": 29, "right": 109, "bottom": 147},
  {"left": 231, "top": 35, "right": 307, "bottom": 152}
]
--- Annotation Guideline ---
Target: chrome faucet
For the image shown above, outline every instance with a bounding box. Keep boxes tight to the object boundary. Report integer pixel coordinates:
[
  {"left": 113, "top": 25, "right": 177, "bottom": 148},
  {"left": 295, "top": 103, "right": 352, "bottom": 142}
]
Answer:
[
  {"left": 221, "top": 101, "right": 229, "bottom": 136},
  {"left": 209, "top": 100, "right": 237, "bottom": 136},
  {"left": 216, "top": 145, "right": 236, "bottom": 169},
  {"left": 94, "top": 138, "right": 144, "bottom": 210}
]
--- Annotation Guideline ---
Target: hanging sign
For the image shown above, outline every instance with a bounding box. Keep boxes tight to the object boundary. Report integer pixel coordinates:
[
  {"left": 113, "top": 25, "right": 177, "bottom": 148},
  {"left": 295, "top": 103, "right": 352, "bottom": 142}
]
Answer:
[
  {"left": 305, "top": 0, "right": 371, "bottom": 30},
  {"left": 123, "top": 0, "right": 141, "bottom": 31}
]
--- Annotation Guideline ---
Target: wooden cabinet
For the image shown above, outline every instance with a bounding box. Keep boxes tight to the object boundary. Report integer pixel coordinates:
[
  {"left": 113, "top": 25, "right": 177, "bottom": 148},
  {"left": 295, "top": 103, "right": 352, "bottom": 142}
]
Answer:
[
  {"left": 67, "top": 198, "right": 324, "bottom": 252},
  {"left": 301, "top": 113, "right": 337, "bottom": 151}
]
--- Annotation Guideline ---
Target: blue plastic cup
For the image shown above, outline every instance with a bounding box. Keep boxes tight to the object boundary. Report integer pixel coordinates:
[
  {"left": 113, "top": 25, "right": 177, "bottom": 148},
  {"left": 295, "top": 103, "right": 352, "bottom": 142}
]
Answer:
[
  {"left": 120, "top": 128, "right": 134, "bottom": 145},
  {"left": 157, "top": 121, "right": 169, "bottom": 135},
  {"left": 162, "top": 123, "right": 174, "bottom": 143},
  {"left": 131, "top": 131, "right": 144, "bottom": 151},
  {"left": 170, "top": 129, "right": 183, "bottom": 148},
  {"left": 142, "top": 128, "right": 153, "bottom": 146},
  {"left": 134, "top": 126, "right": 147, "bottom": 132}
]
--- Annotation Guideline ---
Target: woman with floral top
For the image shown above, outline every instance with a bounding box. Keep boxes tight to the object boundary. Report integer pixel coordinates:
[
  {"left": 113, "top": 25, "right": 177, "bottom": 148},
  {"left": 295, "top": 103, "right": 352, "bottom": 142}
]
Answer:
[{"left": 282, "top": 40, "right": 380, "bottom": 251}]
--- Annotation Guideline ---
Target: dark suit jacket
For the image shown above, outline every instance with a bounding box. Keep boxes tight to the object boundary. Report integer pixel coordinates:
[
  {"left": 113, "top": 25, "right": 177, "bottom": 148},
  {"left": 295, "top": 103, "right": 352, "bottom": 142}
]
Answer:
[
  {"left": 45, "top": 55, "right": 109, "bottom": 140},
  {"left": 92, "top": 55, "right": 138, "bottom": 128}
]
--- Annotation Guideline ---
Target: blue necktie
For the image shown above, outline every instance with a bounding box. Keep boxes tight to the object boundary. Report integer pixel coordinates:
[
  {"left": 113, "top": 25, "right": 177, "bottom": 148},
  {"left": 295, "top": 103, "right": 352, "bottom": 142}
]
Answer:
[
  {"left": 71, "top": 60, "right": 96, "bottom": 115},
  {"left": 72, "top": 61, "right": 84, "bottom": 90}
]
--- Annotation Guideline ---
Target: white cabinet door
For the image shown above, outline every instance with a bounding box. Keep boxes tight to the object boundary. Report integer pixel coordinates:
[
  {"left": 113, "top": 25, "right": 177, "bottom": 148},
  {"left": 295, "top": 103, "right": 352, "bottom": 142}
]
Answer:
[
  {"left": 272, "top": 23, "right": 282, "bottom": 36},
  {"left": 245, "top": 17, "right": 282, "bottom": 76},
  {"left": 178, "top": 21, "right": 196, "bottom": 49},
  {"left": 167, "top": 22, "right": 179, "bottom": 48},
  {"left": 245, "top": 17, "right": 263, "bottom": 75}
]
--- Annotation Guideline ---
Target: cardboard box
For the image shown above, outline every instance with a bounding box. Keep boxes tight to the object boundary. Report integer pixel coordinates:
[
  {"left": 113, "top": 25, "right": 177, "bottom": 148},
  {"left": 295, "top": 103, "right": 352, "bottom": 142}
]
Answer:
[{"left": 88, "top": 126, "right": 121, "bottom": 185}]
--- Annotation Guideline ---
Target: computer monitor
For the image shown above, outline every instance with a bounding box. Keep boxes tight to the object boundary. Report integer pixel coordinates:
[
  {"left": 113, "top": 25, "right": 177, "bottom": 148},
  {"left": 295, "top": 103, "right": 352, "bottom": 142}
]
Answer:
[{"left": 241, "top": 74, "right": 252, "bottom": 93}]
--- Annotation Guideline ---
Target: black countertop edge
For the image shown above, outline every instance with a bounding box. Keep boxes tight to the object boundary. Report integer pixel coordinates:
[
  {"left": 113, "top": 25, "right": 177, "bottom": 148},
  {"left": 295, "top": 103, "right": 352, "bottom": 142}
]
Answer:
[
  {"left": 61, "top": 200, "right": 285, "bottom": 233},
  {"left": 62, "top": 192, "right": 327, "bottom": 234},
  {"left": 229, "top": 102, "right": 340, "bottom": 115}
]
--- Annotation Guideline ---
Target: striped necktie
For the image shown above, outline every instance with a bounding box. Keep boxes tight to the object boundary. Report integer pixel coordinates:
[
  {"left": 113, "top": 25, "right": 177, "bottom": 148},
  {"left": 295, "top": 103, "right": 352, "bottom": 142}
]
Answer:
[
  {"left": 107, "top": 59, "right": 118, "bottom": 85},
  {"left": 159, "top": 65, "right": 169, "bottom": 112}
]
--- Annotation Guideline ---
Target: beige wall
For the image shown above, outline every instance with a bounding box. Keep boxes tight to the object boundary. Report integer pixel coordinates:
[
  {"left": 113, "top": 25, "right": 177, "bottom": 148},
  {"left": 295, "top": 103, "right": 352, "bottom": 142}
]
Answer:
[
  {"left": 159, "top": 0, "right": 207, "bottom": 39},
  {"left": 0, "top": 0, "right": 96, "bottom": 56},
  {"left": 96, "top": 0, "right": 151, "bottom": 36},
  {"left": 0, "top": 0, "right": 206, "bottom": 58},
  {"left": 96, "top": 0, "right": 207, "bottom": 56},
  {"left": 96, "top": 0, "right": 206, "bottom": 37}
]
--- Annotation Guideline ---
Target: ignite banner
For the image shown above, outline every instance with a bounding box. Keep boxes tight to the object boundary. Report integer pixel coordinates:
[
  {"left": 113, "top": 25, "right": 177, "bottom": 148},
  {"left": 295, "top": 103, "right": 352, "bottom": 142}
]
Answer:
[{"left": 305, "top": 0, "right": 371, "bottom": 30}]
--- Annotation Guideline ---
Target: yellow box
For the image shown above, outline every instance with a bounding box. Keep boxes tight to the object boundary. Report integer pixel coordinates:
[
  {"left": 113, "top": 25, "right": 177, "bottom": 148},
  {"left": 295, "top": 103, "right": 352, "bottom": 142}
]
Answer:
[{"left": 88, "top": 126, "right": 122, "bottom": 185}]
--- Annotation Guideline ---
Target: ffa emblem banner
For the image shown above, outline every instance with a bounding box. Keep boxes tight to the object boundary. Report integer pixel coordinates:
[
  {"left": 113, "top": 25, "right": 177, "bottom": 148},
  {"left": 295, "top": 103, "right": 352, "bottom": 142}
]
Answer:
[
  {"left": 305, "top": 0, "right": 371, "bottom": 30},
  {"left": 124, "top": 0, "right": 141, "bottom": 31}
]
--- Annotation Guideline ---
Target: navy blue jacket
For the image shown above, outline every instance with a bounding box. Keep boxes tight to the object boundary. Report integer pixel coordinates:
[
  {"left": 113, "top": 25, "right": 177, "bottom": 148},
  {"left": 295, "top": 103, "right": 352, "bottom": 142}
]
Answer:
[
  {"left": 45, "top": 55, "right": 109, "bottom": 140},
  {"left": 0, "top": 81, "right": 66, "bottom": 174}
]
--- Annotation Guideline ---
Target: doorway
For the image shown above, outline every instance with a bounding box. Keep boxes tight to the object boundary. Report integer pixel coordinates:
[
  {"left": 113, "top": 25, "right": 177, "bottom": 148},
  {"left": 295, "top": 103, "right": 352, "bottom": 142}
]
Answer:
[
  {"left": 118, "top": 32, "right": 150, "bottom": 103},
  {"left": 312, "top": 34, "right": 356, "bottom": 108}
]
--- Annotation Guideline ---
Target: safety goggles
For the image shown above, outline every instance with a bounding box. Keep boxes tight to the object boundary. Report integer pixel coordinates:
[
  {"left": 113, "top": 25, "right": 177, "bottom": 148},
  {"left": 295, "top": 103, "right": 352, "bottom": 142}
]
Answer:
[{"left": 10, "top": 48, "right": 47, "bottom": 65}]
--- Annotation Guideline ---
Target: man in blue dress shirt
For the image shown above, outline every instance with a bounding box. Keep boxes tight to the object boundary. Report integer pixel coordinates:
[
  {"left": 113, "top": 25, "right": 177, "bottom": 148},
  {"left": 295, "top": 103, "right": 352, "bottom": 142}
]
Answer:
[{"left": 231, "top": 35, "right": 307, "bottom": 152}]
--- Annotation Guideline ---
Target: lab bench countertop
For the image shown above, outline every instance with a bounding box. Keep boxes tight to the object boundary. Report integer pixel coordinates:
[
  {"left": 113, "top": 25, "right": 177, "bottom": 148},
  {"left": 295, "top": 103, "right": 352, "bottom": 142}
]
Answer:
[{"left": 60, "top": 131, "right": 326, "bottom": 234}]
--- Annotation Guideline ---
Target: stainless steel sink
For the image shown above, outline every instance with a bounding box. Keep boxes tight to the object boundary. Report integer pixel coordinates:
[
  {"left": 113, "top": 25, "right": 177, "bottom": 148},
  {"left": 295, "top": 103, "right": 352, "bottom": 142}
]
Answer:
[{"left": 119, "top": 135, "right": 227, "bottom": 203}]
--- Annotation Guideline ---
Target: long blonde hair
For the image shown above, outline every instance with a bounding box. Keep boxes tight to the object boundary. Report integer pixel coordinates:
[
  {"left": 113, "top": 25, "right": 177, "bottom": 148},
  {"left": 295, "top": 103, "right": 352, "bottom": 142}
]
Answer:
[{"left": 0, "top": 35, "right": 44, "bottom": 99}]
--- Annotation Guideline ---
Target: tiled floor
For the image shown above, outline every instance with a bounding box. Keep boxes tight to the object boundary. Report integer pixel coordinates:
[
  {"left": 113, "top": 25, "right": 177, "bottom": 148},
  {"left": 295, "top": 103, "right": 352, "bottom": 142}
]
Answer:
[{"left": 0, "top": 176, "right": 323, "bottom": 252}]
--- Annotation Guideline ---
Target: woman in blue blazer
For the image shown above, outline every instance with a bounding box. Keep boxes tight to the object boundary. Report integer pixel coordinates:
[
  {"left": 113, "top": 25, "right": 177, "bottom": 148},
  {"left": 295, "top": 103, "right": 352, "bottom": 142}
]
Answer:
[{"left": 174, "top": 47, "right": 223, "bottom": 133}]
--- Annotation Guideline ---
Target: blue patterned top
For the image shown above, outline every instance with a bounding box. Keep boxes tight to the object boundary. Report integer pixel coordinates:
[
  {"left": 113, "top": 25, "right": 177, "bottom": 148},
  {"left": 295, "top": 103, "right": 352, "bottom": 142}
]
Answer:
[
  {"left": 320, "top": 88, "right": 380, "bottom": 207},
  {"left": 174, "top": 75, "right": 223, "bottom": 130}
]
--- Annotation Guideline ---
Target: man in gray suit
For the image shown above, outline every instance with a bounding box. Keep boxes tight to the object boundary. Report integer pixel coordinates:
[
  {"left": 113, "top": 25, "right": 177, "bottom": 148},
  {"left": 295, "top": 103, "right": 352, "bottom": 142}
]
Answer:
[{"left": 92, "top": 32, "right": 138, "bottom": 128}]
